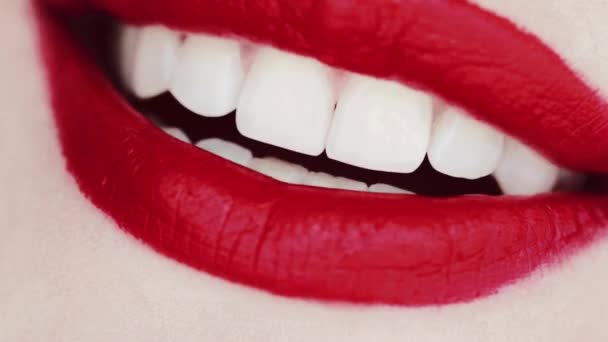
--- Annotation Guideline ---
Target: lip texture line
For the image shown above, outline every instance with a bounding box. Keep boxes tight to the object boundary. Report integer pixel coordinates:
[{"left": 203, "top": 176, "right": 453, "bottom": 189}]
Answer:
[
  {"left": 37, "top": 3, "right": 608, "bottom": 306},
  {"left": 45, "top": 0, "right": 608, "bottom": 174}
]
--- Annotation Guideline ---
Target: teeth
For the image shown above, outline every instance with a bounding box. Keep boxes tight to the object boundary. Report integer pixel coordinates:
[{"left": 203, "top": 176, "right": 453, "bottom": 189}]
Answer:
[
  {"left": 302, "top": 172, "right": 368, "bottom": 191},
  {"left": 335, "top": 178, "right": 368, "bottom": 191},
  {"left": 427, "top": 107, "right": 505, "bottom": 179},
  {"left": 129, "top": 25, "right": 180, "bottom": 99},
  {"left": 248, "top": 158, "right": 309, "bottom": 184},
  {"left": 369, "top": 183, "right": 412, "bottom": 194},
  {"left": 236, "top": 48, "right": 335, "bottom": 156},
  {"left": 120, "top": 27, "right": 572, "bottom": 196},
  {"left": 171, "top": 34, "right": 245, "bottom": 117},
  {"left": 327, "top": 74, "right": 433, "bottom": 173},
  {"left": 196, "top": 138, "right": 253, "bottom": 166},
  {"left": 162, "top": 127, "right": 189, "bottom": 143},
  {"left": 494, "top": 138, "right": 559, "bottom": 195}
]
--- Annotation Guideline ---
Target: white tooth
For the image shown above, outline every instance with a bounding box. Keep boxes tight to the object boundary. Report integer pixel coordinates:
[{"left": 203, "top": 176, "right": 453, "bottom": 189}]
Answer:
[
  {"left": 236, "top": 48, "right": 335, "bottom": 156},
  {"left": 248, "top": 158, "right": 309, "bottom": 184},
  {"left": 334, "top": 177, "right": 368, "bottom": 191},
  {"left": 494, "top": 138, "right": 559, "bottom": 195},
  {"left": 369, "top": 183, "right": 412, "bottom": 194},
  {"left": 427, "top": 107, "right": 505, "bottom": 179},
  {"left": 302, "top": 172, "right": 338, "bottom": 189},
  {"left": 171, "top": 34, "right": 244, "bottom": 117},
  {"left": 196, "top": 138, "right": 253, "bottom": 166},
  {"left": 303, "top": 172, "right": 368, "bottom": 192},
  {"left": 119, "top": 25, "right": 140, "bottom": 90},
  {"left": 327, "top": 74, "right": 433, "bottom": 173},
  {"left": 162, "top": 127, "right": 189, "bottom": 143},
  {"left": 131, "top": 25, "right": 180, "bottom": 99}
]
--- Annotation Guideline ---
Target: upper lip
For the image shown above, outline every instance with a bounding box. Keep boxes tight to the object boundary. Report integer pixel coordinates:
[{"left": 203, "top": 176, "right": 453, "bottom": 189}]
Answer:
[
  {"left": 49, "top": 0, "right": 608, "bottom": 173},
  {"left": 38, "top": 0, "right": 608, "bottom": 306}
]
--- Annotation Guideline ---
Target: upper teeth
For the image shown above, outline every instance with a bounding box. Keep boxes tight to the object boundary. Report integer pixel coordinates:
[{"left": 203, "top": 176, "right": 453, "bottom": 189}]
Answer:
[
  {"left": 427, "top": 107, "right": 505, "bottom": 180},
  {"left": 494, "top": 137, "right": 560, "bottom": 195},
  {"left": 236, "top": 47, "right": 336, "bottom": 156},
  {"left": 171, "top": 35, "right": 245, "bottom": 117},
  {"left": 122, "top": 25, "right": 562, "bottom": 195},
  {"left": 127, "top": 25, "right": 181, "bottom": 99},
  {"left": 326, "top": 74, "right": 433, "bottom": 174}
]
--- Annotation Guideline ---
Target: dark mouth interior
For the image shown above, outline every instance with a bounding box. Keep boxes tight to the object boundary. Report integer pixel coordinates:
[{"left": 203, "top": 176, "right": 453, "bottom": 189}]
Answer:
[
  {"left": 58, "top": 9, "right": 608, "bottom": 197},
  {"left": 137, "top": 93, "right": 502, "bottom": 196}
]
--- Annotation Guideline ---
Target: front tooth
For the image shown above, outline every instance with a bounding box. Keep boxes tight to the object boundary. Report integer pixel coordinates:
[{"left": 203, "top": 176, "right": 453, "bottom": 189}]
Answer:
[
  {"left": 303, "top": 172, "right": 368, "bottom": 191},
  {"left": 196, "top": 138, "right": 253, "bottom": 166},
  {"left": 248, "top": 158, "right": 309, "bottom": 184},
  {"left": 131, "top": 26, "right": 180, "bottom": 99},
  {"left": 326, "top": 74, "right": 433, "bottom": 173},
  {"left": 369, "top": 183, "right": 412, "bottom": 194},
  {"left": 427, "top": 107, "right": 505, "bottom": 179},
  {"left": 171, "top": 34, "right": 244, "bottom": 117},
  {"left": 494, "top": 138, "right": 559, "bottom": 195},
  {"left": 236, "top": 48, "right": 335, "bottom": 156}
]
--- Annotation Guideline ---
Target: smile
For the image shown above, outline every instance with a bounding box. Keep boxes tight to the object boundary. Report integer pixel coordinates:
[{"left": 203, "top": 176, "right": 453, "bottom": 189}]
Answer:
[{"left": 37, "top": 0, "right": 608, "bottom": 305}]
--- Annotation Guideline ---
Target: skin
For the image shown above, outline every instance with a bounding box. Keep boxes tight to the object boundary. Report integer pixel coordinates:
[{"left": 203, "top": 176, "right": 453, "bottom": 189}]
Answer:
[{"left": 1, "top": 0, "right": 608, "bottom": 340}]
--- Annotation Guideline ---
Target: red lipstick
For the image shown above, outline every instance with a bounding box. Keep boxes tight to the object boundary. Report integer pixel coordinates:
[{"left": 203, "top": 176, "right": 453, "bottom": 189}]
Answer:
[{"left": 37, "top": 0, "right": 608, "bottom": 306}]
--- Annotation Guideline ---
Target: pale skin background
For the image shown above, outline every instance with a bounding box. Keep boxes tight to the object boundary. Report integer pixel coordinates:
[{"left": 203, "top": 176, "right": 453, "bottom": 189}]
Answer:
[{"left": 1, "top": 0, "right": 608, "bottom": 341}]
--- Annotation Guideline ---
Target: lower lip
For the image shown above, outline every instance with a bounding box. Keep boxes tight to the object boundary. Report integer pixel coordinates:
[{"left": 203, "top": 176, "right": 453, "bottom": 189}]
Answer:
[{"left": 37, "top": 5, "right": 608, "bottom": 306}]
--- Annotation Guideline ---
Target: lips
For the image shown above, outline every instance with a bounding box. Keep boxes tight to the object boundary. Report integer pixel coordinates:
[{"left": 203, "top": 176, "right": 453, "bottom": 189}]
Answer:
[{"left": 37, "top": 0, "right": 608, "bottom": 305}]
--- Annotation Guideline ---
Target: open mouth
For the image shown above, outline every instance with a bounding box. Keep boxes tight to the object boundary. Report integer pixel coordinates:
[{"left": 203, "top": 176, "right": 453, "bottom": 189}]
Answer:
[{"left": 37, "top": 0, "right": 608, "bottom": 305}]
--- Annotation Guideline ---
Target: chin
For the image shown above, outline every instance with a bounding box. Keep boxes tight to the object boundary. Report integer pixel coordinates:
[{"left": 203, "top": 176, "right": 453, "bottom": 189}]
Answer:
[{"left": 2, "top": 0, "right": 608, "bottom": 341}]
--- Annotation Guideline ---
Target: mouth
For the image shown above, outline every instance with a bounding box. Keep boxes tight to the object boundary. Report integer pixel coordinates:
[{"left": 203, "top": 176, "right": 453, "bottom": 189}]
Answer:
[{"left": 37, "top": 0, "right": 608, "bottom": 305}]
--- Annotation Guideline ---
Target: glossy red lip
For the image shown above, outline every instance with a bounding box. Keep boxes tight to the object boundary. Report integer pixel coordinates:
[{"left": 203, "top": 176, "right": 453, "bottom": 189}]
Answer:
[{"left": 38, "top": 0, "right": 608, "bottom": 305}]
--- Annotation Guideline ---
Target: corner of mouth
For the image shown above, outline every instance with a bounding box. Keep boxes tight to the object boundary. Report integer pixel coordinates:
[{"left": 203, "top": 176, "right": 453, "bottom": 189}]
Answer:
[{"left": 36, "top": 0, "right": 608, "bottom": 306}]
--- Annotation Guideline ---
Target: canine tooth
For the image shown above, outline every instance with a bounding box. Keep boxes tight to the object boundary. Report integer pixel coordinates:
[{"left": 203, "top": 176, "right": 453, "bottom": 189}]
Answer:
[
  {"left": 171, "top": 34, "right": 244, "bottom": 117},
  {"left": 428, "top": 107, "right": 504, "bottom": 179},
  {"left": 369, "top": 183, "right": 412, "bottom": 194},
  {"left": 162, "top": 127, "right": 189, "bottom": 143},
  {"left": 119, "top": 25, "right": 139, "bottom": 90},
  {"left": 196, "top": 138, "right": 253, "bottom": 166},
  {"left": 303, "top": 172, "right": 368, "bottom": 191},
  {"left": 494, "top": 138, "right": 559, "bottom": 195},
  {"left": 327, "top": 74, "right": 433, "bottom": 173},
  {"left": 236, "top": 48, "right": 335, "bottom": 156},
  {"left": 131, "top": 25, "right": 180, "bottom": 99},
  {"left": 249, "top": 158, "right": 309, "bottom": 184}
]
